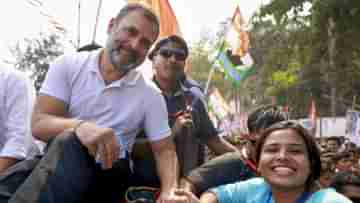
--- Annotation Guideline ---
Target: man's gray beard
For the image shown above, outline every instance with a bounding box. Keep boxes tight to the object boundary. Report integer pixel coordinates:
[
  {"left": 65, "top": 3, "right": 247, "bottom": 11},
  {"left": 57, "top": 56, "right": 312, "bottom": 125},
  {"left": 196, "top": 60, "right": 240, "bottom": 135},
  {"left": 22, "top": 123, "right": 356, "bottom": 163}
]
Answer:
[
  {"left": 109, "top": 49, "right": 138, "bottom": 74},
  {"left": 105, "top": 36, "right": 139, "bottom": 74}
]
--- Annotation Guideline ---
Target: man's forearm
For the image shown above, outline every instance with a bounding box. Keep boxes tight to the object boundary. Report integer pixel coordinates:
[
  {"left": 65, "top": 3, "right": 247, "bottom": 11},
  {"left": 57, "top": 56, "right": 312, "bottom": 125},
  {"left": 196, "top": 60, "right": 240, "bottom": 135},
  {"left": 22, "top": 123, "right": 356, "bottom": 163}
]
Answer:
[
  {"left": 152, "top": 137, "right": 179, "bottom": 193},
  {"left": 156, "top": 147, "right": 179, "bottom": 192},
  {"left": 32, "top": 113, "right": 81, "bottom": 143},
  {"left": 207, "top": 136, "right": 238, "bottom": 155},
  {"left": 0, "top": 157, "right": 19, "bottom": 173}
]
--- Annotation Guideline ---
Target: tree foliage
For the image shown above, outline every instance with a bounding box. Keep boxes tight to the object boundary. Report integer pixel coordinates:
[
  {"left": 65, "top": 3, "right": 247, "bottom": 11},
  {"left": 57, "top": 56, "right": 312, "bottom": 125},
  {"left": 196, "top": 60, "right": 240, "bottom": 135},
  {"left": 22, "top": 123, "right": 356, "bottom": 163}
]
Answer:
[
  {"left": 185, "top": 0, "right": 360, "bottom": 118},
  {"left": 249, "top": 0, "right": 360, "bottom": 117},
  {"left": 11, "top": 33, "right": 64, "bottom": 91}
]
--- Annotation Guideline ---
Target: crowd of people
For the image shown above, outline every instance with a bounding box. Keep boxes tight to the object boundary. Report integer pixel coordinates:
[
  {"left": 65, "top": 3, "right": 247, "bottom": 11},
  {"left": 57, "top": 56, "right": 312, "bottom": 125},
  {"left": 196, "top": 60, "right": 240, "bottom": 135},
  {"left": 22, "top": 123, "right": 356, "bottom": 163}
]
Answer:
[{"left": 0, "top": 3, "right": 357, "bottom": 203}]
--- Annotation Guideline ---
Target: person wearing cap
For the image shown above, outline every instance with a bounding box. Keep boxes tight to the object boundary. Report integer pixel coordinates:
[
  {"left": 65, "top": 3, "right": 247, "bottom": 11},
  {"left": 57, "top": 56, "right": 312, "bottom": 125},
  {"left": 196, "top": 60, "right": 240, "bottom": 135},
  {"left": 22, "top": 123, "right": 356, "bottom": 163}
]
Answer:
[{"left": 131, "top": 35, "right": 237, "bottom": 188}]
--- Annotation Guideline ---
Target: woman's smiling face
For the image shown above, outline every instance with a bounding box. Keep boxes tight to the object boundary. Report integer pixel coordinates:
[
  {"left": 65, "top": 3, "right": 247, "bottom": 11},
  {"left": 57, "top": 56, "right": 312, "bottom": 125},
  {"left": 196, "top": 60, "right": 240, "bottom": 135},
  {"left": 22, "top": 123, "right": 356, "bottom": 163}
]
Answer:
[{"left": 257, "top": 128, "right": 311, "bottom": 191}]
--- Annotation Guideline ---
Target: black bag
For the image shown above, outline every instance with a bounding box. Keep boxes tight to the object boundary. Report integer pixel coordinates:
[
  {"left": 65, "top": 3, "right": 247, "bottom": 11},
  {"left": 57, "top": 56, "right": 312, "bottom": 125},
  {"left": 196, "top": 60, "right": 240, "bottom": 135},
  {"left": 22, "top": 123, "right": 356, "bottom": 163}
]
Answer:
[{"left": 124, "top": 187, "right": 159, "bottom": 203}]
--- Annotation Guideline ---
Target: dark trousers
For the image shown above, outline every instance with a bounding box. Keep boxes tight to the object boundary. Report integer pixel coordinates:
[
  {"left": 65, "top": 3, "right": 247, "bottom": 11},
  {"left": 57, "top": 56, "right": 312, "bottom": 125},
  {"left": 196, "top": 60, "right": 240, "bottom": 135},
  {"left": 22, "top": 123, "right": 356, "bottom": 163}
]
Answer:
[
  {"left": 0, "top": 157, "right": 40, "bottom": 202},
  {"left": 0, "top": 132, "right": 131, "bottom": 203}
]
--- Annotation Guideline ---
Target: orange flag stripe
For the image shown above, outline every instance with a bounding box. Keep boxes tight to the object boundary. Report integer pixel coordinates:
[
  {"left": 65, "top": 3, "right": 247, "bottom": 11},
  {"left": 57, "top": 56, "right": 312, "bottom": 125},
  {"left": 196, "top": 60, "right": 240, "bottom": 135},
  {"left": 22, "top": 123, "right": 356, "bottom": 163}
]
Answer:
[
  {"left": 230, "top": 6, "right": 249, "bottom": 57},
  {"left": 127, "top": 0, "right": 181, "bottom": 38}
]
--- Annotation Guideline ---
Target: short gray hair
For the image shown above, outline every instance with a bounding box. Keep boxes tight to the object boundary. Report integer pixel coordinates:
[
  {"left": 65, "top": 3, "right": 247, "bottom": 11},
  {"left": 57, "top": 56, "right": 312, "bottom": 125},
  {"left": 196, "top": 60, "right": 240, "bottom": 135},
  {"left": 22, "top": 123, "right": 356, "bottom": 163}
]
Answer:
[{"left": 115, "top": 4, "right": 159, "bottom": 38}]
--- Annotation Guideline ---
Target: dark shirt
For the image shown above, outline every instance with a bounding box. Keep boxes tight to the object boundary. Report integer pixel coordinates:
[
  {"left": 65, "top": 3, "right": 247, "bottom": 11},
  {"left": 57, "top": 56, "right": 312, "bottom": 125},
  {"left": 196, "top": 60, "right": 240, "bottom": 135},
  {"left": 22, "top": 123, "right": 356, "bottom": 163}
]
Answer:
[
  {"left": 185, "top": 151, "right": 257, "bottom": 195},
  {"left": 130, "top": 78, "right": 218, "bottom": 186},
  {"left": 162, "top": 79, "right": 217, "bottom": 176}
]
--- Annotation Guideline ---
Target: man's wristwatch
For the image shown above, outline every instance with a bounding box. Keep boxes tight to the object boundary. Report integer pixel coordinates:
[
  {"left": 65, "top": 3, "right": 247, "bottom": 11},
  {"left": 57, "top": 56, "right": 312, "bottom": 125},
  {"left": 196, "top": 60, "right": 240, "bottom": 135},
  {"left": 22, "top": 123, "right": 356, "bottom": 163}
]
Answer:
[{"left": 73, "top": 120, "right": 86, "bottom": 134}]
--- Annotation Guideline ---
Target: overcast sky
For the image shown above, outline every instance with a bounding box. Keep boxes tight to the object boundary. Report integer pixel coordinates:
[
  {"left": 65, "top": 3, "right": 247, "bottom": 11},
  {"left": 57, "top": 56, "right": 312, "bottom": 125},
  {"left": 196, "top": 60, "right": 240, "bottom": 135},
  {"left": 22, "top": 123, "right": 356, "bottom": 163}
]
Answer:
[{"left": 0, "top": 0, "right": 268, "bottom": 62}]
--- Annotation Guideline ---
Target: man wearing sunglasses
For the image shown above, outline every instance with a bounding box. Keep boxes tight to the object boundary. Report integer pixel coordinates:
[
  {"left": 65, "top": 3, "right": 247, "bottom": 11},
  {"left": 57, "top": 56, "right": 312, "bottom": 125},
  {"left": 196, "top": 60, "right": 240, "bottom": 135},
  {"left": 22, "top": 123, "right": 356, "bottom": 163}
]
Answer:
[{"left": 131, "top": 35, "right": 237, "bottom": 188}]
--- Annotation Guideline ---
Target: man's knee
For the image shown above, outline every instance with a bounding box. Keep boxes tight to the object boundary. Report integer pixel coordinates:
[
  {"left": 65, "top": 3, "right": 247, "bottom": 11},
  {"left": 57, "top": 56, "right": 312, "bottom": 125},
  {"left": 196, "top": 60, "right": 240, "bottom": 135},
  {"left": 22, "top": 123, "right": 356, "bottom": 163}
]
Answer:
[
  {"left": 7, "top": 132, "right": 96, "bottom": 203},
  {"left": 49, "top": 131, "right": 77, "bottom": 147},
  {"left": 46, "top": 131, "right": 87, "bottom": 156},
  {"left": 40, "top": 131, "right": 92, "bottom": 174}
]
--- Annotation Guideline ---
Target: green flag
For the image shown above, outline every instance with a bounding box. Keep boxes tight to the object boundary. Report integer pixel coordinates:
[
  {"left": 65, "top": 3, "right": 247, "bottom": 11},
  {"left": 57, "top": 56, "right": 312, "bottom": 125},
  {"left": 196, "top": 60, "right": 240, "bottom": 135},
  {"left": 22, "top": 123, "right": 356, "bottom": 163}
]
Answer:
[{"left": 214, "top": 6, "right": 254, "bottom": 87}]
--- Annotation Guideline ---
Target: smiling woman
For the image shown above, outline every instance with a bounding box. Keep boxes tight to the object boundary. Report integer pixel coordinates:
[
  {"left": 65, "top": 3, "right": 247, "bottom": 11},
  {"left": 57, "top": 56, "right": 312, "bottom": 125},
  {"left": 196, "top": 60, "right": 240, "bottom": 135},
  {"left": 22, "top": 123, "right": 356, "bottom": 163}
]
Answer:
[
  {"left": 183, "top": 121, "right": 353, "bottom": 203},
  {"left": 255, "top": 121, "right": 321, "bottom": 193}
]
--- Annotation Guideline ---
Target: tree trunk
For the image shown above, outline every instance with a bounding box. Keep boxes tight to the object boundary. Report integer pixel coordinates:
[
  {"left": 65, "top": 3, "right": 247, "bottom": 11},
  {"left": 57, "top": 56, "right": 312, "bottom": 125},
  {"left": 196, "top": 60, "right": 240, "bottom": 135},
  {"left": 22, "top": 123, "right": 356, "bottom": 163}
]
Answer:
[{"left": 328, "top": 17, "right": 337, "bottom": 117}]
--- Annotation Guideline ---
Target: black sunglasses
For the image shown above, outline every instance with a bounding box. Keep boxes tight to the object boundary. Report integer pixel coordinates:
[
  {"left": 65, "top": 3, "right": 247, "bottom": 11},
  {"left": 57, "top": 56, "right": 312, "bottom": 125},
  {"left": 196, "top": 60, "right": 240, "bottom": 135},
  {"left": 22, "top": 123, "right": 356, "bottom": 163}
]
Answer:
[{"left": 158, "top": 48, "right": 187, "bottom": 61}]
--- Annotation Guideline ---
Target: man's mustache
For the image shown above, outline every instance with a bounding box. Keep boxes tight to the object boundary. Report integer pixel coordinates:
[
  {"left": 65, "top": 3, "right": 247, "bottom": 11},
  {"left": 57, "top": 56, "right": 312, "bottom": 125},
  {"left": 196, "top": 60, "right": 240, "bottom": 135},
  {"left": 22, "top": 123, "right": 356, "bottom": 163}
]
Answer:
[{"left": 116, "top": 45, "right": 139, "bottom": 64}]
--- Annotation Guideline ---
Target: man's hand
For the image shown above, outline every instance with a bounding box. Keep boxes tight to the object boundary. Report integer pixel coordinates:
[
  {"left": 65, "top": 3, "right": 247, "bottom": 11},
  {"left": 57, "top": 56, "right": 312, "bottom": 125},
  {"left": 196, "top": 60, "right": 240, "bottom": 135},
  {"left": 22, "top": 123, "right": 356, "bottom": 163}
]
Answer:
[
  {"left": 175, "top": 189, "right": 219, "bottom": 203},
  {"left": 156, "top": 189, "right": 188, "bottom": 203},
  {"left": 173, "top": 111, "right": 193, "bottom": 134},
  {"left": 150, "top": 137, "right": 181, "bottom": 203},
  {"left": 75, "top": 122, "right": 119, "bottom": 169},
  {"left": 173, "top": 189, "right": 200, "bottom": 203}
]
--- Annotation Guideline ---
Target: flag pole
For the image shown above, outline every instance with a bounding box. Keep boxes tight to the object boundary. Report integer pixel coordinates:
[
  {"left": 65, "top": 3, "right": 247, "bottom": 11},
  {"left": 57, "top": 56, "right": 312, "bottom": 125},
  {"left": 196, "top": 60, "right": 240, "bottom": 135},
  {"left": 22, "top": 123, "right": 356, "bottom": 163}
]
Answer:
[
  {"left": 204, "top": 40, "right": 226, "bottom": 96},
  {"left": 204, "top": 12, "right": 234, "bottom": 96},
  {"left": 352, "top": 95, "right": 357, "bottom": 110},
  {"left": 205, "top": 5, "right": 251, "bottom": 97},
  {"left": 204, "top": 67, "right": 216, "bottom": 96},
  {"left": 77, "top": 0, "right": 81, "bottom": 49},
  {"left": 319, "top": 114, "right": 322, "bottom": 138},
  {"left": 92, "top": 0, "right": 103, "bottom": 44}
]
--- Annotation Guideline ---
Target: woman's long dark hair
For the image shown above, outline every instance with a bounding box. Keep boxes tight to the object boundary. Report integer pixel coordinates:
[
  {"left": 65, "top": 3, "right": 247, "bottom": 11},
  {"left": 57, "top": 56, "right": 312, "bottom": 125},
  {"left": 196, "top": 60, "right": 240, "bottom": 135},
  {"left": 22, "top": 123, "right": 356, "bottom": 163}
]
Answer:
[{"left": 255, "top": 121, "right": 321, "bottom": 191}]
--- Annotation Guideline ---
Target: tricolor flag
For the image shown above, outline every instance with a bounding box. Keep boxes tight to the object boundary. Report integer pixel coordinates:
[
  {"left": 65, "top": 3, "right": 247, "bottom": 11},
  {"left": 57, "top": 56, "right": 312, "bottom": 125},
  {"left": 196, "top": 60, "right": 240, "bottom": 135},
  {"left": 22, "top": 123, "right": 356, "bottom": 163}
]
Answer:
[
  {"left": 208, "top": 87, "right": 232, "bottom": 120},
  {"left": 213, "top": 6, "right": 254, "bottom": 87}
]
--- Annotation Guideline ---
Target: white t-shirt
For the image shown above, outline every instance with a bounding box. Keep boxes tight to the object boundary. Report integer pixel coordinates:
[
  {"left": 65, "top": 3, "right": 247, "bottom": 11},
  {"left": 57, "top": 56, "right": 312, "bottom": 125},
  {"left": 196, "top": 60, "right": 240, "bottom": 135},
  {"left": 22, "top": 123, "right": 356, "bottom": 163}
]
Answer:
[
  {"left": 40, "top": 50, "right": 171, "bottom": 158},
  {"left": 0, "top": 67, "right": 40, "bottom": 159}
]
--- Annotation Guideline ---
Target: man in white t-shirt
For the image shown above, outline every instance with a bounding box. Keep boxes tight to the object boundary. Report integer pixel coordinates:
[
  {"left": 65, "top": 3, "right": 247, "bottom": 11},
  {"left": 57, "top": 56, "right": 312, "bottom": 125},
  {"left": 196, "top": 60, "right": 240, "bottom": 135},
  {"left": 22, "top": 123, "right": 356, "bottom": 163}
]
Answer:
[
  {"left": 0, "top": 67, "right": 43, "bottom": 203},
  {"left": 0, "top": 67, "right": 39, "bottom": 172},
  {"left": 8, "top": 4, "right": 184, "bottom": 203}
]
